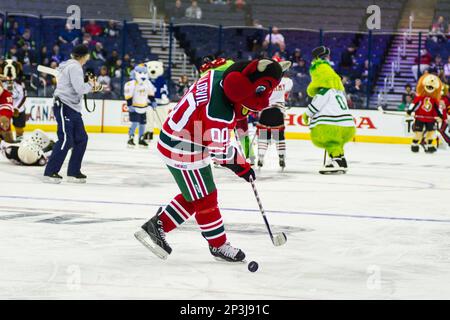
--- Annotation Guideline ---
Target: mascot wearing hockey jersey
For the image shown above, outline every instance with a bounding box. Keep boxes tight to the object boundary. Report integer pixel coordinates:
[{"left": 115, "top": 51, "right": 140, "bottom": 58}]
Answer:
[
  {"left": 302, "top": 46, "right": 356, "bottom": 174},
  {"left": 124, "top": 64, "right": 156, "bottom": 147},
  {"left": 257, "top": 70, "right": 293, "bottom": 170},
  {"left": 135, "top": 58, "right": 290, "bottom": 262},
  {"left": 0, "top": 81, "right": 14, "bottom": 143},
  {"left": 406, "top": 73, "right": 444, "bottom": 153},
  {"left": 144, "top": 61, "right": 170, "bottom": 142},
  {"left": 0, "top": 129, "right": 54, "bottom": 166},
  {"left": 1, "top": 59, "right": 26, "bottom": 141}
]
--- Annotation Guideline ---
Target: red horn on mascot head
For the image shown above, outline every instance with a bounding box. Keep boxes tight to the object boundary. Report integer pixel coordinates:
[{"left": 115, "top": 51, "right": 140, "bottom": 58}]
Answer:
[{"left": 222, "top": 59, "right": 287, "bottom": 116}]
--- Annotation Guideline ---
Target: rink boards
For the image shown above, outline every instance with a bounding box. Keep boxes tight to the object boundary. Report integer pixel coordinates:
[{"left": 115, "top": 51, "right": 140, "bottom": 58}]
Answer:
[{"left": 21, "top": 98, "right": 413, "bottom": 144}]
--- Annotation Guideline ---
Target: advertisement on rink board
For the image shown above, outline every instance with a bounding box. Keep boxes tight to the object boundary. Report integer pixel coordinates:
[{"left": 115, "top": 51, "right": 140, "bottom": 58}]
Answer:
[{"left": 23, "top": 98, "right": 413, "bottom": 144}]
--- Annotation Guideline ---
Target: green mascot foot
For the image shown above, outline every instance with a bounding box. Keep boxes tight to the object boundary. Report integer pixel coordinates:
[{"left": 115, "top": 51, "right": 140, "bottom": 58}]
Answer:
[{"left": 319, "top": 155, "right": 348, "bottom": 174}]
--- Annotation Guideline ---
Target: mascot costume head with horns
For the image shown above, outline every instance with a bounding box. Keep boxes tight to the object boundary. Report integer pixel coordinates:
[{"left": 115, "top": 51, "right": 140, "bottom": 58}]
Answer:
[{"left": 135, "top": 58, "right": 289, "bottom": 263}]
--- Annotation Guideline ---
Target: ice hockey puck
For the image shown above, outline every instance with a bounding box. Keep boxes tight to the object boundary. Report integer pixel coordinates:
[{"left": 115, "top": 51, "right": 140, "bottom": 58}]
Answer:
[{"left": 248, "top": 261, "right": 259, "bottom": 272}]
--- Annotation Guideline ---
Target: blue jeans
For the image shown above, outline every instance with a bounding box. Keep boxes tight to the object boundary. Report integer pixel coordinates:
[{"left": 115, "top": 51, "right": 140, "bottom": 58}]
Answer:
[{"left": 44, "top": 103, "right": 88, "bottom": 176}]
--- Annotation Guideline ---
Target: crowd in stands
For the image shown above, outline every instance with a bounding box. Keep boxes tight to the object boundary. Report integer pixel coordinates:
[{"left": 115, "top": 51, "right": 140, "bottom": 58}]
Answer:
[
  {"left": 1, "top": 16, "right": 147, "bottom": 99},
  {"left": 168, "top": 0, "right": 252, "bottom": 23}
]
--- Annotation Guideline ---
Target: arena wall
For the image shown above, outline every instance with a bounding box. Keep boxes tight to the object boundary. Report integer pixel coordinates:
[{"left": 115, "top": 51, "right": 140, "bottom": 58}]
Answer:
[{"left": 22, "top": 98, "right": 414, "bottom": 144}]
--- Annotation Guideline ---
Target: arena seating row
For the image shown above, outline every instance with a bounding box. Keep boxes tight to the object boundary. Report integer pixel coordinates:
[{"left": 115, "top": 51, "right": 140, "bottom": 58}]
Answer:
[
  {"left": 0, "top": 0, "right": 131, "bottom": 21},
  {"left": 1, "top": 13, "right": 157, "bottom": 98}
]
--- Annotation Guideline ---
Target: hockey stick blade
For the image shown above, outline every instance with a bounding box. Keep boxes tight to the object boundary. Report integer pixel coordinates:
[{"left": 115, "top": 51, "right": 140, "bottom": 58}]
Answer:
[{"left": 272, "top": 232, "right": 287, "bottom": 246}]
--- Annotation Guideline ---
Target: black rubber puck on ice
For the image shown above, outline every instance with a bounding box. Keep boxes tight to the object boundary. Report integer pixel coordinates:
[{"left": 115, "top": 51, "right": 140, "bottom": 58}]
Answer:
[{"left": 248, "top": 261, "right": 259, "bottom": 272}]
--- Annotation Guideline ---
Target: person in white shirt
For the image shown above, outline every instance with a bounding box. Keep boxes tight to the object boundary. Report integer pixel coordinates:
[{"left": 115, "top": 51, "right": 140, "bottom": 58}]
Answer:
[
  {"left": 185, "top": 1, "right": 202, "bottom": 19},
  {"left": 257, "top": 64, "right": 293, "bottom": 170},
  {"left": 263, "top": 26, "right": 286, "bottom": 52}
]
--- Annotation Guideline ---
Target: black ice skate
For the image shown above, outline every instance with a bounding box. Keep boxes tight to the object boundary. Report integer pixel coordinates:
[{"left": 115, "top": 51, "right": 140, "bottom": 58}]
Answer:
[
  {"left": 139, "top": 136, "right": 149, "bottom": 148},
  {"left": 143, "top": 131, "right": 154, "bottom": 141},
  {"left": 209, "top": 242, "right": 246, "bottom": 263},
  {"left": 134, "top": 208, "right": 172, "bottom": 260},
  {"left": 279, "top": 155, "right": 286, "bottom": 170},
  {"left": 127, "top": 136, "right": 136, "bottom": 148},
  {"left": 319, "top": 157, "right": 347, "bottom": 174},
  {"left": 67, "top": 173, "right": 87, "bottom": 184},
  {"left": 43, "top": 173, "right": 63, "bottom": 184},
  {"left": 257, "top": 159, "right": 263, "bottom": 169},
  {"left": 424, "top": 141, "right": 437, "bottom": 153}
]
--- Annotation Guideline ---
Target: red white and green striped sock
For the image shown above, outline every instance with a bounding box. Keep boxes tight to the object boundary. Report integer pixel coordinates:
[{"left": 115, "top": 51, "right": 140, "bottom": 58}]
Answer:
[
  {"left": 158, "top": 194, "right": 195, "bottom": 233},
  {"left": 195, "top": 208, "right": 227, "bottom": 248}
]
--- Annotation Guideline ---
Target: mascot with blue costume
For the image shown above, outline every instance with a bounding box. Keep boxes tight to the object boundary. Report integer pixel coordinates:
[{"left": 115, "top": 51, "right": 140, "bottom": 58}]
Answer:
[{"left": 124, "top": 64, "right": 157, "bottom": 147}]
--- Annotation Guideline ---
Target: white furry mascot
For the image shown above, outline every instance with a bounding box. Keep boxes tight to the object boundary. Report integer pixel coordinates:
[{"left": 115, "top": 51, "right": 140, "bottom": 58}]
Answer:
[{"left": 144, "top": 61, "right": 170, "bottom": 141}]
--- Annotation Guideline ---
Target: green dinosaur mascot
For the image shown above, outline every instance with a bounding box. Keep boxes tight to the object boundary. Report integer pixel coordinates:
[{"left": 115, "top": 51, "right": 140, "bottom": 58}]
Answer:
[{"left": 302, "top": 46, "right": 356, "bottom": 174}]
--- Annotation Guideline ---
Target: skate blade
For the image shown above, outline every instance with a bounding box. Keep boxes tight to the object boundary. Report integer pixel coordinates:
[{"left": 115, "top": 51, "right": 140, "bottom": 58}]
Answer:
[
  {"left": 138, "top": 145, "right": 149, "bottom": 149},
  {"left": 66, "top": 177, "right": 87, "bottom": 184},
  {"left": 134, "top": 229, "right": 169, "bottom": 260},
  {"left": 43, "top": 177, "right": 62, "bottom": 184},
  {"left": 319, "top": 169, "right": 346, "bottom": 175},
  {"left": 213, "top": 256, "right": 247, "bottom": 264},
  {"left": 127, "top": 145, "right": 136, "bottom": 149}
]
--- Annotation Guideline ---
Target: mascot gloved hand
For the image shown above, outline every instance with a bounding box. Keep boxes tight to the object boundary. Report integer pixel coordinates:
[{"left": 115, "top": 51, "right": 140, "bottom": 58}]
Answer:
[
  {"left": 305, "top": 46, "right": 356, "bottom": 174},
  {"left": 302, "top": 113, "right": 310, "bottom": 126},
  {"left": 406, "top": 73, "right": 444, "bottom": 153}
]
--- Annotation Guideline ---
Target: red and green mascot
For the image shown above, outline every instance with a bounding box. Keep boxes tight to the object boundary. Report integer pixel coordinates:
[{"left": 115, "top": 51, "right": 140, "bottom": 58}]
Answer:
[{"left": 135, "top": 58, "right": 289, "bottom": 262}]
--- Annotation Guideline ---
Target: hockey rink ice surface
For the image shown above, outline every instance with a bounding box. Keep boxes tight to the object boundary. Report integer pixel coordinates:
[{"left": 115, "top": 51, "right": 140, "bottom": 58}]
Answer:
[{"left": 1, "top": 133, "right": 450, "bottom": 299}]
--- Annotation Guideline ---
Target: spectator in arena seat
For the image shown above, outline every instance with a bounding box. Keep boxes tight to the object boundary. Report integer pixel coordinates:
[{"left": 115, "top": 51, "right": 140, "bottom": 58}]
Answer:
[
  {"left": 104, "top": 20, "right": 120, "bottom": 38},
  {"left": 429, "top": 55, "right": 444, "bottom": 75},
  {"left": 82, "top": 32, "right": 95, "bottom": 47},
  {"left": 428, "top": 16, "right": 446, "bottom": 43},
  {"left": 176, "top": 75, "right": 191, "bottom": 99},
  {"left": 246, "top": 20, "right": 264, "bottom": 53},
  {"left": 97, "top": 66, "right": 112, "bottom": 96},
  {"left": 263, "top": 26, "right": 286, "bottom": 52},
  {"left": 58, "top": 23, "right": 81, "bottom": 46},
  {"left": 290, "top": 48, "right": 303, "bottom": 66},
  {"left": 16, "top": 29, "right": 36, "bottom": 51},
  {"left": 39, "top": 46, "right": 50, "bottom": 66},
  {"left": 5, "top": 46, "right": 19, "bottom": 62},
  {"left": 106, "top": 50, "right": 119, "bottom": 68},
  {"left": 185, "top": 1, "right": 202, "bottom": 20},
  {"left": 7, "top": 21, "right": 23, "bottom": 41},
  {"left": 17, "top": 43, "right": 36, "bottom": 67},
  {"left": 294, "top": 58, "right": 308, "bottom": 77},
  {"left": 411, "top": 49, "right": 432, "bottom": 80},
  {"left": 340, "top": 46, "right": 356, "bottom": 76},
  {"left": 358, "top": 59, "right": 370, "bottom": 83},
  {"left": 85, "top": 20, "right": 103, "bottom": 37},
  {"left": 110, "top": 59, "right": 123, "bottom": 78},
  {"left": 170, "top": 0, "right": 185, "bottom": 20},
  {"left": 91, "top": 42, "right": 107, "bottom": 62},
  {"left": 348, "top": 78, "right": 365, "bottom": 109},
  {"left": 398, "top": 83, "right": 415, "bottom": 111},
  {"left": 444, "top": 56, "right": 450, "bottom": 83},
  {"left": 50, "top": 45, "right": 64, "bottom": 64}
]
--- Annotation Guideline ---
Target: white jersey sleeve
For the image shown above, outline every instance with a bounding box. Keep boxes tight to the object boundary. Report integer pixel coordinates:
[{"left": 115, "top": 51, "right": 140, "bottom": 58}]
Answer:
[
  {"left": 124, "top": 80, "right": 136, "bottom": 100},
  {"left": 306, "top": 88, "right": 355, "bottom": 128},
  {"left": 269, "top": 77, "right": 293, "bottom": 107}
]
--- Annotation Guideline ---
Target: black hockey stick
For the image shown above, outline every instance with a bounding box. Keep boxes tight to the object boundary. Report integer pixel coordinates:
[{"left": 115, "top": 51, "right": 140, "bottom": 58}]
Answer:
[
  {"left": 248, "top": 176, "right": 287, "bottom": 246},
  {"left": 234, "top": 129, "right": 287, "bottom": 247}
]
